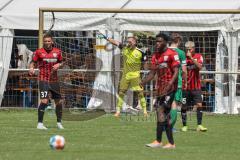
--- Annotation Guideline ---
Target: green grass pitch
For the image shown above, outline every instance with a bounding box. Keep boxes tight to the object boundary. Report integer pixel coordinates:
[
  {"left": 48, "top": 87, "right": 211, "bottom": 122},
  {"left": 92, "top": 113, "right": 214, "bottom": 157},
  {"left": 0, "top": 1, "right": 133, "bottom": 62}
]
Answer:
[{"left": 0, "top": 109, "right": 240, "bottom": 160}]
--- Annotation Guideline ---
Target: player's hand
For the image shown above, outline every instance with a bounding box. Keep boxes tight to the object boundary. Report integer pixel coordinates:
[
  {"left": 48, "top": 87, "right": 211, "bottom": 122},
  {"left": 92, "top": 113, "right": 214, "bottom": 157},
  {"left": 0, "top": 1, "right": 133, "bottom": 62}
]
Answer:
[
  {"left": 186, "top": 49, "right": 193, "bottom": 58},
  {"left": 29, "top": 67, "right": 35, "bottom": 76},
  {"left": 52, "top": 63, "right": 61, "bottom": 71}
]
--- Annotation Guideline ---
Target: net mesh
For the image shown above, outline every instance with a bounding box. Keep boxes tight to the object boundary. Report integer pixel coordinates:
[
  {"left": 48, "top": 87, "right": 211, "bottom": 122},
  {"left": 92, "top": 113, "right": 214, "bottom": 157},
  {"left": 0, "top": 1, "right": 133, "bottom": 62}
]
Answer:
[{"left": 4, "top": 10, "right": 236, "bottom": 114}]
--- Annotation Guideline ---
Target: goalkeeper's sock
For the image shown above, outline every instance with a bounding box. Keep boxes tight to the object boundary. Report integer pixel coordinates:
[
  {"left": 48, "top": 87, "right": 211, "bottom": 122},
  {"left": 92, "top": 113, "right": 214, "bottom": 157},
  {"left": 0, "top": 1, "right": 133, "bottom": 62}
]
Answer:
[
  {"left": 116, "top": 93, "right": 124, "bottom": 113},
  {"left": 56, "top": 103, "right": 63, "bottom": 123},
  {"left": 170, "top": 109, "right": 178, "bottom": 127},
  {"left": 38, "top": 103, "right": 47, "bottom": 123},
  {"left": 139, "top": 93, "right": 147, "bottom": 113},
  {"left": 197, "top": 107, "right": 203, "bottom": 125}
]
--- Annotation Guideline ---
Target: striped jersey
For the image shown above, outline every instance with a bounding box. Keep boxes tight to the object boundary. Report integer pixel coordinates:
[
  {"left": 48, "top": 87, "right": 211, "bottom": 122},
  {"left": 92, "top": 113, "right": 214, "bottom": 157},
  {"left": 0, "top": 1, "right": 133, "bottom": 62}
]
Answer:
[
  {"left": 183, "top": 53, "right": 203, "bottom": 90},
  {"left": 151, "top": 48, "right": 180, "bottom": 96},
  {"left": 32, "top": 48, "right": 62, "bottom": 82}
]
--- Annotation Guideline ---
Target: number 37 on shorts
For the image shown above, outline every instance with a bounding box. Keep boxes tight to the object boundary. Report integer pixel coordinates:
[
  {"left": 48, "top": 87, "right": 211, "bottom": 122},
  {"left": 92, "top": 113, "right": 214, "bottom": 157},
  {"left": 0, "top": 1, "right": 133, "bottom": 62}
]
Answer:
[{"left": 40, "top": 91, "right": 48, "bottom": 98}]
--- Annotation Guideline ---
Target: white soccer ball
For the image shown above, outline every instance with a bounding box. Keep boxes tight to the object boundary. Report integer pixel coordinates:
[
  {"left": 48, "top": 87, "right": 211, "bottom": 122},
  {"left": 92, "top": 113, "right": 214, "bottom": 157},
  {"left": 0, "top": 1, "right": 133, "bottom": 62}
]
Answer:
[{"left": 49, "top": 135, "right": 65, "bottom": 150}]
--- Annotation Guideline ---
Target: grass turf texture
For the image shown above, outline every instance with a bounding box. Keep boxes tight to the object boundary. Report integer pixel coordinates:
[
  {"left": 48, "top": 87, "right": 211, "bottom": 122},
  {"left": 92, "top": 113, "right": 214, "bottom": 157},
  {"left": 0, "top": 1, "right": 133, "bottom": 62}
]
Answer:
[{"left": 0, "top": 109, "right": 240, "bottom": 160}]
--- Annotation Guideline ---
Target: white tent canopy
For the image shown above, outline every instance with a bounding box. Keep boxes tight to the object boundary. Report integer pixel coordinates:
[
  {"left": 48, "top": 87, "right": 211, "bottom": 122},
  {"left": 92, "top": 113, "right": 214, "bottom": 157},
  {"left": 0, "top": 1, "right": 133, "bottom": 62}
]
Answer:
[{"left": 0, "top": 0, "right": 240, "bottom": 31}]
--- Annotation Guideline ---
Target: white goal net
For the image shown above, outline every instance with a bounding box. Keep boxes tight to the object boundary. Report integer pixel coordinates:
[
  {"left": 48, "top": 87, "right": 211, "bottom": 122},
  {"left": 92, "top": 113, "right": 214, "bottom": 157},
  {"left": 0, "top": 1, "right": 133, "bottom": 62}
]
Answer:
[{"left": 35, "top": 9, "right": 240, "bottom": 114}]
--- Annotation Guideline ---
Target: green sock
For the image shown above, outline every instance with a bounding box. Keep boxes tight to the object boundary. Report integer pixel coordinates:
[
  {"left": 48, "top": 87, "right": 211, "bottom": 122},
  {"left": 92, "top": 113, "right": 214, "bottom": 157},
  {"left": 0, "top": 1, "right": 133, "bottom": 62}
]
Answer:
[{"left": 170, "top": 109, "right": 178, "bottom": 127}]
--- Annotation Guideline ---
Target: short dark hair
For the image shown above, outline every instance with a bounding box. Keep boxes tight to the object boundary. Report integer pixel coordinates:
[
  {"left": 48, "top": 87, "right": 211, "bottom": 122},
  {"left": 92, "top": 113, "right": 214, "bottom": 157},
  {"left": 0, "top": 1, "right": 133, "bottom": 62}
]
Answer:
[
  {"left": 43, "top": 33, "right": 53, "bottom": 39},
  {"left": 170, "top": 32, "right": 182, "bottom": 44},
  {"left": 156, "top": 33, "right": 169, "bottom": 42}
]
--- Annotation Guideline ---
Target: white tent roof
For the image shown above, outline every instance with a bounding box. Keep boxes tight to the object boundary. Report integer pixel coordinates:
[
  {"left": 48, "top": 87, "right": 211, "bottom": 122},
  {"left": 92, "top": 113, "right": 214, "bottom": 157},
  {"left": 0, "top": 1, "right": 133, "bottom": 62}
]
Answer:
[{"left": 0, "top": 0, "right": 240, "bottom": 31}]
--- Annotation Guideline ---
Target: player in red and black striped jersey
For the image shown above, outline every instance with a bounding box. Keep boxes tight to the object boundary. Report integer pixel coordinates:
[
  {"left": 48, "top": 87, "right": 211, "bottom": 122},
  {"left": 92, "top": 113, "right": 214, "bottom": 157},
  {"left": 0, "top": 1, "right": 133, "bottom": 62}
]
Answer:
[
  {"left": 181, "top": 41, "right": 207, "bottom": 132},
  {"left": 151, "top": 49, "right": 180, "bottom": 96},
  {"left": 29, "top": 34, "right": 64, "bottom": 130},
  {"left": 142, "top": 33, "right": 179, "bottom": 149},
  {"left": 32, "top": 47, "right": 62, "bottom": 82}
]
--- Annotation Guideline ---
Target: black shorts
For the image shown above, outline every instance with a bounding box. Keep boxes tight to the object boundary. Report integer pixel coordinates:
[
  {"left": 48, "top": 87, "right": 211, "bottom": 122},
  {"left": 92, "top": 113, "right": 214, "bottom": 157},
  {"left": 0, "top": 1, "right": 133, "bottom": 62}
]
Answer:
[
  {"left": 39, "top": 81, "right": 61, "bottom": 99},
  {"left": 154, "top": 92, "right": 175, "bottom": 110},
  {"left": 154, "top": 92, "right": 175, "bottom": 124},
  {"left": 182, "top": 90, "right": 202, "bottom": 107}
]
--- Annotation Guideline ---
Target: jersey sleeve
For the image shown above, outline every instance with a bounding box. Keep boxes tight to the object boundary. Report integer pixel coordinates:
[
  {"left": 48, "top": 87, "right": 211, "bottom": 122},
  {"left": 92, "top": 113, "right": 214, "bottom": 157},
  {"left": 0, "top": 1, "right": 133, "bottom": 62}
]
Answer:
[
  {"left": 170, "top": 51, "right": 180, "bottom": 68},
  {"left": 136, "top": 48, "right": 148, "bottom": 62},
  {"left": 32, "top": 50, "right": 39, "bottom": 62},
  {"left": 197, "top": 54, "right": 203, "bottom": 64}
]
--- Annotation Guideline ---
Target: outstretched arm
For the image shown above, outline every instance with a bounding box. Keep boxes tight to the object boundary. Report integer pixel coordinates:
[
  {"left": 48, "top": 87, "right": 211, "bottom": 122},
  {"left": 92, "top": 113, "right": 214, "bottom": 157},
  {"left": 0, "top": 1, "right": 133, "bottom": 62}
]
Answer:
[
  {"left": 98, "top": 32, "right": 122, "bottom": 47},
  {"left": 107, "top": 38, "right": 121, "bottom": 47}
]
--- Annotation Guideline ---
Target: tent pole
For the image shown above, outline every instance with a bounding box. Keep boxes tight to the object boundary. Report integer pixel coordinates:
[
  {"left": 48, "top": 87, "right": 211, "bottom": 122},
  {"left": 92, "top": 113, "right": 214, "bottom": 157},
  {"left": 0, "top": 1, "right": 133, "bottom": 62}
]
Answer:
[{"left": 38, "top": 9, "right": 44, "bottom": 48}]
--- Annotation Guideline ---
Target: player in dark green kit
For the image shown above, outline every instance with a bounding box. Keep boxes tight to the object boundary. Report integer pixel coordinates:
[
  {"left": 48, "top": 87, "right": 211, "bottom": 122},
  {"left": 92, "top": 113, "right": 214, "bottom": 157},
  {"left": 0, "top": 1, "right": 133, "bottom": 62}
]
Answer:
[{"left": 169, "top": 33, "right": 187, "bottom": 129}]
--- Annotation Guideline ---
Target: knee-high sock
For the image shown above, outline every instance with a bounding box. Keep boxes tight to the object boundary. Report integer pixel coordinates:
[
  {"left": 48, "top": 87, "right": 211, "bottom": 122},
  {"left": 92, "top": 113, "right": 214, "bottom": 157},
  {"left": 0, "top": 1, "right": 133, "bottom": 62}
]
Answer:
[
  {"left": 165, "top": 124, "right": 174, "bottom": 144},
  {"left": 139, "top": 92, "right": 147, "bottom": 113},
  {"left": 56, "top": 102, "right": 63, "bottom": 123},
  {"left": 116, "top": 92, "right": 125, "bottom": 112},
  {"left": 156, "top": 122, "right": 164, "bottom": 142},
  {"left": 197, "top": 107, "right": 203, "bottom": 125},
  {"left": 170, "top": 108, "right": 177, "bottom": 127},
  {"left": 38, "top": 103, "right": 47, "bottom": 123},
  {"left": 181, "top": 108, "right": 187, "bottom": 126}
]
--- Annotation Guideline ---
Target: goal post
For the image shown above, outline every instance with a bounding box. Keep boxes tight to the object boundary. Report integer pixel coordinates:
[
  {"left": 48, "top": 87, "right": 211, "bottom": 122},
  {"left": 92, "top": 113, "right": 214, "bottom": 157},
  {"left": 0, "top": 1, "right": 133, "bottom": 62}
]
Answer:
[{"left": 38, "top": 8, "right": 240, "bottom": 114}]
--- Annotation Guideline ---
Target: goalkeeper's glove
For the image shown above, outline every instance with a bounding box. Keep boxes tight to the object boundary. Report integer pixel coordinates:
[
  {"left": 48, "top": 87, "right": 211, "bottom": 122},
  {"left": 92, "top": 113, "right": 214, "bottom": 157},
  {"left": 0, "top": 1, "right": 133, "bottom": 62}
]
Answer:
[
  {"left": 99, "top": 33, "right": 109, "bottom": 40},
  {"left": 102, "top": 34, "right": 109, "bottom": 40}
]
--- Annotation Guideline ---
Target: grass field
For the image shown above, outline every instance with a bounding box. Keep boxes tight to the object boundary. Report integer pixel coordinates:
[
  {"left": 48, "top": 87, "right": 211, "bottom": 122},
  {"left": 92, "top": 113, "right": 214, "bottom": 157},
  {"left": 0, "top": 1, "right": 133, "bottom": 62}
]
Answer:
[{"left": 0, "top": 109, "right": 240, "bottom": 160}]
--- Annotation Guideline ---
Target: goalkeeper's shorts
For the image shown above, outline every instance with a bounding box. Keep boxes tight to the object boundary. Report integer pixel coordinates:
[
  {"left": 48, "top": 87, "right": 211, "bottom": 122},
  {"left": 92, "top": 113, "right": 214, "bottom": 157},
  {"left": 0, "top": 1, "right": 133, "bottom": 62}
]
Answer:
[{"left": 119, "top": 77, "right": 143, "bottom": 91}]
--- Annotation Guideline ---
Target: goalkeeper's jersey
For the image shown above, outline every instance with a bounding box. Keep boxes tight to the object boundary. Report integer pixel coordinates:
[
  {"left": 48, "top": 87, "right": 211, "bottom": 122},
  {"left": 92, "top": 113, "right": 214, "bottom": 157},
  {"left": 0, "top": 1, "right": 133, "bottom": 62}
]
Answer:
[
  {"left": 170, "top": 47, "right": 186, "bottom": 89},
  {"left": 121, "top": 47, "right": 144, "bottom": 80}
]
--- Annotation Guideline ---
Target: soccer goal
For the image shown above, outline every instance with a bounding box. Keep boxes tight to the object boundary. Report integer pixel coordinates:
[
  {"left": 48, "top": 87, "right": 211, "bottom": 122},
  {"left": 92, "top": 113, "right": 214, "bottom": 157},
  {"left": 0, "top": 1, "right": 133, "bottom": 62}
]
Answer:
[{"left": 38, "top": 8, "right": 240, "bottom": 114}]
